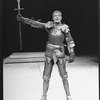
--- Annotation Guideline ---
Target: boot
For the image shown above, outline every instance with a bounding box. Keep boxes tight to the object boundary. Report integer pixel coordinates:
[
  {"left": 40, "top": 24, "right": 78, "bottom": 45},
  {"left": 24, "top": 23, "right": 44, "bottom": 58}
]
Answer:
[
  {"left": 67, "top": 95, "right": 72, "bottom": 100},
  {"left": 40, "top": 95, "right": 47, "bottom": 100}
]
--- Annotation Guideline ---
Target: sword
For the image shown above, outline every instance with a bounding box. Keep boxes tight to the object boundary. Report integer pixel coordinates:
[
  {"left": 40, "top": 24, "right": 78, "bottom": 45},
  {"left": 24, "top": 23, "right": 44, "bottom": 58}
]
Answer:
[{"left": 15, "top": 0, "right": 24, "bottom": 51}]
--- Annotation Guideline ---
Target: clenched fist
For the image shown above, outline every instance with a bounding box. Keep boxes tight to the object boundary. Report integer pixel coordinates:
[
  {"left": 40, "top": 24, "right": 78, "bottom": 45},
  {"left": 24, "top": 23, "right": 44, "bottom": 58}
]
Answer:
[
  {"left": 16, "top": 14, "right": 22, "bottom": 21},
  {"left": 68, "top": 52, "right": 75, "bottom": 63}
]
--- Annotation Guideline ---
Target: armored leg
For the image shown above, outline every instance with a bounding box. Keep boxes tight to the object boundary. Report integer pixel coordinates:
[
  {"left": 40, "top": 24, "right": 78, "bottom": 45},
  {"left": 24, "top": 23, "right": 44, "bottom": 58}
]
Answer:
[
  {"left": 41, "top": 57, "right": 54, "bottom": 100},
  {"left": 57, "top": 58, "right": 72, "bottom": 100}
]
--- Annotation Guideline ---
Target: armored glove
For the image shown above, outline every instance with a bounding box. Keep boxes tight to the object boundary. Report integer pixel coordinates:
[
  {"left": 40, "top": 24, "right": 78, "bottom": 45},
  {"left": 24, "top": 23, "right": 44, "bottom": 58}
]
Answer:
[
  {"left": 16, "top": 14, "right": 22, "bottom": 21},
  {"left": 68, "top": 52, "right": 75, "bottom": 63}
]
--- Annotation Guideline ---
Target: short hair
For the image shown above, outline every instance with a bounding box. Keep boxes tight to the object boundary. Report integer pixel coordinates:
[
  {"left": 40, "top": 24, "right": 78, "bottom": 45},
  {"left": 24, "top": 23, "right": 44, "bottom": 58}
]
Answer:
[{"left": 52, "top": 10, "right": 62, "bottom": 17}]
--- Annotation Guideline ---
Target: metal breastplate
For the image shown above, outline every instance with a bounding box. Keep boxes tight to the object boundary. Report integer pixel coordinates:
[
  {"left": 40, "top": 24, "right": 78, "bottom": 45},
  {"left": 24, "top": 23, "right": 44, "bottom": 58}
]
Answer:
[{"left": 48, "top": 27, "right": 64, "bottom": 45}]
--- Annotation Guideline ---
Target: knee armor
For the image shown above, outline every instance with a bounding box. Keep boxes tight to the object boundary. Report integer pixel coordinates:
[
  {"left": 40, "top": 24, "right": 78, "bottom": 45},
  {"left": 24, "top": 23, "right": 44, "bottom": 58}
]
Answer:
[
  {"left": 61, "top": 74, "right": 68, "bottom": 81},
  {"left": 42, "top": 76, "right": 50, "bottom": 82}
]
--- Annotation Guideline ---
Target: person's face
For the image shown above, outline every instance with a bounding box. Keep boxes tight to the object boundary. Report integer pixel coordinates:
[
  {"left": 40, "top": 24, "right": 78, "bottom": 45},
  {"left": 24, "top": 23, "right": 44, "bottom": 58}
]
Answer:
[{"left": 53, "top": 12, "right": 62, "bottom": 23}]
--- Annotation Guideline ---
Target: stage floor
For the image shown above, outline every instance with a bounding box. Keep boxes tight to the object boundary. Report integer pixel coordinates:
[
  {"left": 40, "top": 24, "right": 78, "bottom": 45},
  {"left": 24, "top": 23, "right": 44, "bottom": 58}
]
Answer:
[{"left": 3, "top": 52, "right": 99, "bottom": 100}]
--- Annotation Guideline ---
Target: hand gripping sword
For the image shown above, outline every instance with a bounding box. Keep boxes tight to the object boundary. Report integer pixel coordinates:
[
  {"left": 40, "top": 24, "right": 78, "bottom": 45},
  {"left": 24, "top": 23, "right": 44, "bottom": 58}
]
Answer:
[{"left": 15, "top": 0, "right": 24, "bottom": 51}]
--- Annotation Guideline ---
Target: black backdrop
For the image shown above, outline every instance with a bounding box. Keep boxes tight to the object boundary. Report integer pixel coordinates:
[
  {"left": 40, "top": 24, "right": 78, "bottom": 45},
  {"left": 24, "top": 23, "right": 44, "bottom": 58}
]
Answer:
[{"left": 1, "top": 0, "right": 98, "bottom": 57}]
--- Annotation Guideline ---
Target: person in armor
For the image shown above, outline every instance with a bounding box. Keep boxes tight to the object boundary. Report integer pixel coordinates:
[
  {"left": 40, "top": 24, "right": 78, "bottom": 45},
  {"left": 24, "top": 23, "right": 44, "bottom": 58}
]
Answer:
[{"left": 17, "top": 10, "right": 75, "bottom": 100}]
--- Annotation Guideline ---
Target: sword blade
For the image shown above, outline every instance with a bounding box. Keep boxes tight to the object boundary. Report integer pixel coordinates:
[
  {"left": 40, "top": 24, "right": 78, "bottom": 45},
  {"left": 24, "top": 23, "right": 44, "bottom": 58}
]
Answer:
[{"left": 18, "top": 22, "right": 22, "bottom": 51}]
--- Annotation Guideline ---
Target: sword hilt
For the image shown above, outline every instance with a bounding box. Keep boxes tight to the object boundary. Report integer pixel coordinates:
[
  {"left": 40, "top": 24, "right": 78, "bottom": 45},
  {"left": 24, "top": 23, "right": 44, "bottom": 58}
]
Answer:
[{"left": 14, "top": 0, "right": 24, "bottom": 14}]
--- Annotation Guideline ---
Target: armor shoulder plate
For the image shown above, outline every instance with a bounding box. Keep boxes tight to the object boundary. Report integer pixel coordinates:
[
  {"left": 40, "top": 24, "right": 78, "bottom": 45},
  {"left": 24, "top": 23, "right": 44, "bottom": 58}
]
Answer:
[
  {"left": 61, "top": 24, "right": 70, "bottom": 33},
  {"left": 45, "top": 21, "right": 54, "bottom": 28}
]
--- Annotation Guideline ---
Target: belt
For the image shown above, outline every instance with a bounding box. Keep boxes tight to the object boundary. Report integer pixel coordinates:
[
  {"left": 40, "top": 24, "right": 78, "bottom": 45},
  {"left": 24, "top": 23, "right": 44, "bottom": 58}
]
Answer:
[{"left": 47, "top": 43, "right": 60, "bottom": 48}]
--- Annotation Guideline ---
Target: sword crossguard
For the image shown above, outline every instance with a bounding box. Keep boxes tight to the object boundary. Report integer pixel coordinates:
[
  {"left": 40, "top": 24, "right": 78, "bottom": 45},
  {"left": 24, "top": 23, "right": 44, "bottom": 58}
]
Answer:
[
  {"left": 14, "top": 8, "right": 24, "bottom": 11},
  {"left": 14, "top": 8, "right": 24, "bottom": 15}
]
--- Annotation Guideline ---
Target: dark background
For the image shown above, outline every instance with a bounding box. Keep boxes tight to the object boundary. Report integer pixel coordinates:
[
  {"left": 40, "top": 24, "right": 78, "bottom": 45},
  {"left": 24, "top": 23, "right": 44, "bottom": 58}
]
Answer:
[{"left": 1, "top": 0, "right": 98, "bottom": 58}]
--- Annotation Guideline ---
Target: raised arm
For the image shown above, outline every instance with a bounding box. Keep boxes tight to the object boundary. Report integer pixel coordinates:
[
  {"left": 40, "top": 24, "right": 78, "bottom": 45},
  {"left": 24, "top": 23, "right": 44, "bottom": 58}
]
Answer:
[{"left": 16, "top": 14, "right": 46, "bottom": 28}]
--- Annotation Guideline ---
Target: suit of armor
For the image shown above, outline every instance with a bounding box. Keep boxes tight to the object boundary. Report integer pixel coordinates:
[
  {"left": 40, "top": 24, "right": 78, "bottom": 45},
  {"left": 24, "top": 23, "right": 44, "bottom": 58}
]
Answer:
[
  {"left": 17, "top": 13, "right": 75, "bottom": 100},
  {"left": 45, "top": 22, "right": 74, "bottom": 59}
]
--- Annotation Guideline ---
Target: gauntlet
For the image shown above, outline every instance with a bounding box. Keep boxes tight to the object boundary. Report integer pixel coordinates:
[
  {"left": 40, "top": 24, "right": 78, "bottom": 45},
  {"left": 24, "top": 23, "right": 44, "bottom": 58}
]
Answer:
[
  {"left": 16, "top": 14, "right": 22, "bottom": 21},
  {"left": 68, "top": 52, "right": 75, "bottom": 63}
]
